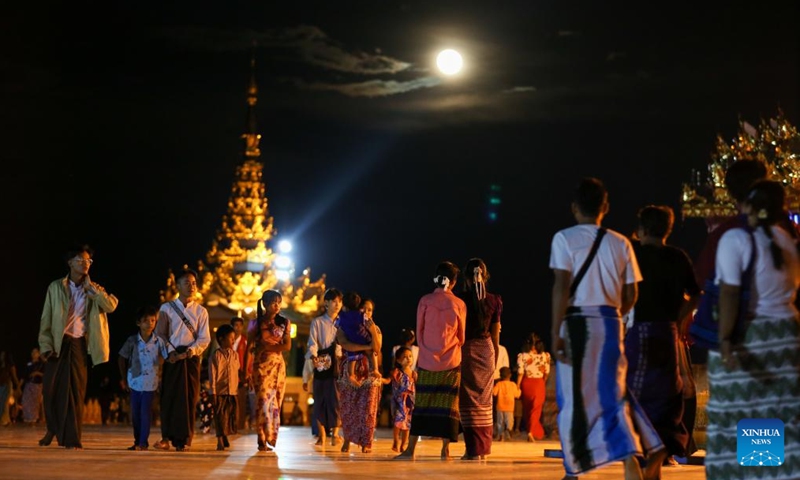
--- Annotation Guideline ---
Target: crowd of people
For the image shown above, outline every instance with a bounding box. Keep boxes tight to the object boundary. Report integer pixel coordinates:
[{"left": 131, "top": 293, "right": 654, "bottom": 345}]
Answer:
[
  {"left": 5, "top": 162, "right": 796, "bottom": 480},
  {"left": 548, "top": 168, "right": 798, "bottom": 480}
]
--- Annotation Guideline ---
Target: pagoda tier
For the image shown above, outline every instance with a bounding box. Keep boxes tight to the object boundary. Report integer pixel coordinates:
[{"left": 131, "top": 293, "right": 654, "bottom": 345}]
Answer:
[
  {"left": 160, "top": 54, "right": 326, "bottom": 333},
  {"left": 682, "top": 110, "right": 800, "bottom": 221}
]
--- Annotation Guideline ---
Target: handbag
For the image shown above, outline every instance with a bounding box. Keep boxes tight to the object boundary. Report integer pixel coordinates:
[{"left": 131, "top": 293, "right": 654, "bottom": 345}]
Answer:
[
  {"left": 689, "top": 228, "right": 755, "bottom": 350},
  {"left": 313, "top": 344, "right": 339, "bottom": 379}
]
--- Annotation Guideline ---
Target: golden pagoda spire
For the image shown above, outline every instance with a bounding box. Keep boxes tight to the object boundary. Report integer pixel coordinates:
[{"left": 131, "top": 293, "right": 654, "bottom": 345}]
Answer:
[
  {"left": 160, "top": 52, "right": 327, "bottom": 328},
  {"left": 243, "top": 42, "right": 261, "bottom": 159}
]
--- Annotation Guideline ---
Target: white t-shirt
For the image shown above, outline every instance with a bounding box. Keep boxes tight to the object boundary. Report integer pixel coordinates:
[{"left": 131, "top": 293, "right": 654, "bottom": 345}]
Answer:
[
  {"left": 716, "top": 226, "right": 800, "bottom": 318},
  {"left": 493, "top": 345, "right": 510, "bottom": 380},
  {"left": 549, "top": 224, "right": 642, "bottom": 308}
]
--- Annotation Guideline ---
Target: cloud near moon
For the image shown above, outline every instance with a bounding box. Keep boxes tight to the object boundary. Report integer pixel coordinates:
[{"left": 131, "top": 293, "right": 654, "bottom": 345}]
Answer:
[
  {"left": 158, "top": 24, "right": 439, "bottom": 97},
  {"left": 296, "top": 77, "right": 442, "bottom": 98}
]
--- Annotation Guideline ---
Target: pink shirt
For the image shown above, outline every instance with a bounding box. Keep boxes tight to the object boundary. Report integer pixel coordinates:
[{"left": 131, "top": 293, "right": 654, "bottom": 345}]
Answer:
[{"left": 416, "top": 288, "right": 467, "bottom": 371}]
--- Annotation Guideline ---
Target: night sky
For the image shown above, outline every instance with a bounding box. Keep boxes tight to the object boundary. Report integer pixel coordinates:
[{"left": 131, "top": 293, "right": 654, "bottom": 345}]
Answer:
[{"left": 3, "top": 1, "right": 797, "bottom": 382}]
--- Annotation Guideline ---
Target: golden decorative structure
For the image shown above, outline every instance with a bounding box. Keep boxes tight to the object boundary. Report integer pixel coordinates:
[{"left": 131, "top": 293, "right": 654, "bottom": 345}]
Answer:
[
  {"left": 160, "top": 54, "right": 326, "bottom": 335},
  {"left": 681, "top": 110, "right": 800, "bottom": 220}
]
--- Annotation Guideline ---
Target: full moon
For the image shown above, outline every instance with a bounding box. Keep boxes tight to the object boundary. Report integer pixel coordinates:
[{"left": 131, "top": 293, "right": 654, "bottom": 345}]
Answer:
[{"left": 436, "top": 49, "right": 463, "bottom": 75}]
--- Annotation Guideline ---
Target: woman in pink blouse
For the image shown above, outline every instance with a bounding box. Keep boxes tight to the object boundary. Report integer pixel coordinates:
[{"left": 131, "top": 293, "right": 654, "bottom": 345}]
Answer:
[{"left": 396, "top": 261, "right": 467, "bottom": 460}]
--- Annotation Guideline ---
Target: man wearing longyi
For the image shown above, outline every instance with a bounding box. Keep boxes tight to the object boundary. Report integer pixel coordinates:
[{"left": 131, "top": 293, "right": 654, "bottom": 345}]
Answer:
[{"left": 154, "top": 268, "right": 211, "bottom": 452}]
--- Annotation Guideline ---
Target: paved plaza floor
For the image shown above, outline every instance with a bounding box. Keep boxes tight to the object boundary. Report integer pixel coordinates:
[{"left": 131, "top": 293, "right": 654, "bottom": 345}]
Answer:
[{"left": 0, "top": 423, "right": 708, "bottom": 479}]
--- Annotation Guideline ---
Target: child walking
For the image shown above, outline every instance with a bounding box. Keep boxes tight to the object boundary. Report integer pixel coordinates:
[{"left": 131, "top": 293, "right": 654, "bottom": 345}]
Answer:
[
  {"left": 118, "top": 306, "right": 167, "bottom": 451},
  {"left": 492, "top": 366, "right": 520, "bottom": 441},
  {"left": 209, "top": 324, "right": 240, "bottom": 451},
  {"left": 382, "top": 346, "right": 416, "bottom": 452}
]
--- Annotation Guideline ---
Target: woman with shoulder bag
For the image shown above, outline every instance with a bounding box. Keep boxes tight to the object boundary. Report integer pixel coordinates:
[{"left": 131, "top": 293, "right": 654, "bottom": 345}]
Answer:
[{"left": 706, "top": 179, "right": 800, "bottom": 479}]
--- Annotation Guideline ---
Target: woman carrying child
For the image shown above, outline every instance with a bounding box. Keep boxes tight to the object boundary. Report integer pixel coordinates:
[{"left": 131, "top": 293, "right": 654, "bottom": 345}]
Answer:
[{"left": 336, "top": 292, "right": 382, "bottom": 453}]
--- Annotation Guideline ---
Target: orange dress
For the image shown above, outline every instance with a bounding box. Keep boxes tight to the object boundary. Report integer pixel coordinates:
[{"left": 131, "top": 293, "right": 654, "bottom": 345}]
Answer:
[{"left": 251, "top": 315, "right": 289, "bottom": 448}]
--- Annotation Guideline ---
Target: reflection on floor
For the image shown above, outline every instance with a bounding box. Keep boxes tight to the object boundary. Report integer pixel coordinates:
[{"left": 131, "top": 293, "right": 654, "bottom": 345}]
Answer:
[{"left": 0, "top": 424, "right": 707, "bottom": 479}]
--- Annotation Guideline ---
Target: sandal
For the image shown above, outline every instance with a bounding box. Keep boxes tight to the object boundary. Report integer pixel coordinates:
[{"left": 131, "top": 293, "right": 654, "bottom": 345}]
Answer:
[{"left": 154, "top": 440, "right": 171, "bottom": 451}]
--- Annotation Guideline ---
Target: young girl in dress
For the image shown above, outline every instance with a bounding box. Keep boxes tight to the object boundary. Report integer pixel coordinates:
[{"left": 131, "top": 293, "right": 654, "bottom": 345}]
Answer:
[{"left": 383, "top": 346, "right": 416, "bottom": 452}]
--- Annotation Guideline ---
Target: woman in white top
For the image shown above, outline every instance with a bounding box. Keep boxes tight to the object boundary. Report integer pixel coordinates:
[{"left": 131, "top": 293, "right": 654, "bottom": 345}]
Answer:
[
  {"left": 515, "top": 333, "right": 550, "bottom": 442},
  {"left": 706, "top": 179, "right": 800, "bottom": 479}
]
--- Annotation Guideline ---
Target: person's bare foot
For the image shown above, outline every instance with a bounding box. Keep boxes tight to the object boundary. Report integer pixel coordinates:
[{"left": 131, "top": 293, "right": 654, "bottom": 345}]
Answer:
[
  {"left": 441, "top": 446, "right": 451, "bottom": 460},
  {"left": 624, "top": 455, "right": 644, "bottom": 480},
  {"left": 643, "top": 449, "right": 667, "bottom": 480},
  {"left": 315, "top": 435, "right": 325, "bottom": 446},
  {"left": 361, "top": 446, "right": 371, "bottom": 453},
  {"left": 394, "top": 450, "right": 415, "bottom": 460},
  {"left": 391, "top": 444, "right": 399, "bottom": 452}
]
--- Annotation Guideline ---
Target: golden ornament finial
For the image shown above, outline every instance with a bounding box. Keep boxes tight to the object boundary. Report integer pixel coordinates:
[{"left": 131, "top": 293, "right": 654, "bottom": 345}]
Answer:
[{"left": 681, "top": 110, "right": 800, "bottom": 220}]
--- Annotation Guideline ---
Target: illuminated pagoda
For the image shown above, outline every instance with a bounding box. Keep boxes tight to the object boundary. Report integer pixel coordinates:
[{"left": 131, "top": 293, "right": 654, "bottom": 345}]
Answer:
[
  {"left": 681, "top": 110, "right": 800, "bottom": 226},
  {"left": 160, "top": 54, "right": 327, "bottom": 348}
]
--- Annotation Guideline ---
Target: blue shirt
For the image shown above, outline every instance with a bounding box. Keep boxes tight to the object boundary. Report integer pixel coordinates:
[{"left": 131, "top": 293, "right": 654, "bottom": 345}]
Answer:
[{"left": 306, "top": 313, "right": 341, "bottom": 359}]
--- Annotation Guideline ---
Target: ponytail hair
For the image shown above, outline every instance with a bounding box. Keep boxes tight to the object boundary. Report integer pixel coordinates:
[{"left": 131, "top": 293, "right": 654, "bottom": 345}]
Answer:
[
  {"left": 463, "top": 257, "right": 489, "bottom": 300},
  {"left": 463, "top": 257, "right": 490, "bottom": 327},
  {"left": 745, "top": 180, "right": 789, "bottom": 269},
  {"left": 257, "top": 289, "right": 284, "bottom": 324}
]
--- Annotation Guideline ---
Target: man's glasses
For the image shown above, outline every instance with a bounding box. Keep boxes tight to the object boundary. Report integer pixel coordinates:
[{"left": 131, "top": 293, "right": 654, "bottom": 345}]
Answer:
[{"left": 73, "top": 258, "right": 94, "bottom": 265}]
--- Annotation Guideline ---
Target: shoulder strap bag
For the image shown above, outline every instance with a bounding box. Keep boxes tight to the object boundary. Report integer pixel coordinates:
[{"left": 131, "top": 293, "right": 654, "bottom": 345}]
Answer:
[
  {"left": 169, "top": 300, "right": 198, "bottom": 341},
  {"left": 689, "top": 228, "right": 756, "bottom": 350},
  {"left": 569, "top": 228, "right": 607, "bottom": 298}
]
